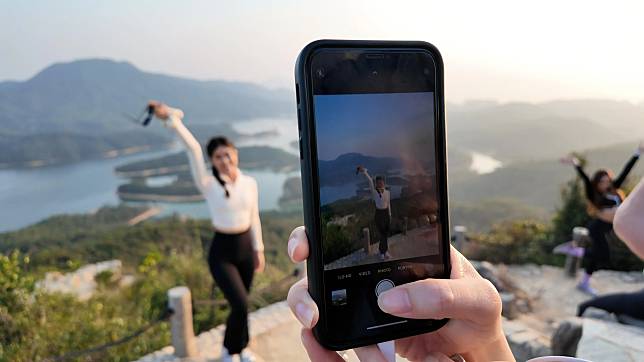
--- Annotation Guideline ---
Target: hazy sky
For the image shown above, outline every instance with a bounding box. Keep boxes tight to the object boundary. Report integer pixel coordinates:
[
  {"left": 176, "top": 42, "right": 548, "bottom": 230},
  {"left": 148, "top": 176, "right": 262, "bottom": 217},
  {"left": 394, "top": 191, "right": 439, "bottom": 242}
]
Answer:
[
  {"left": 2, "top": 1, "right": 644, "bottom": 103},
  {"left": 315, "top": 93, "right": 434, "bottom": 160}
]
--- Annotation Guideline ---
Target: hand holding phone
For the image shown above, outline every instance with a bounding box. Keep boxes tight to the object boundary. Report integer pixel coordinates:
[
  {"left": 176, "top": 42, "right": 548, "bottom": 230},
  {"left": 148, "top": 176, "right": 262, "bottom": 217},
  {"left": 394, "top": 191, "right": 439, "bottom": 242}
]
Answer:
[{"left": 286, "top": 226, "right": 514, "bottom": 361}]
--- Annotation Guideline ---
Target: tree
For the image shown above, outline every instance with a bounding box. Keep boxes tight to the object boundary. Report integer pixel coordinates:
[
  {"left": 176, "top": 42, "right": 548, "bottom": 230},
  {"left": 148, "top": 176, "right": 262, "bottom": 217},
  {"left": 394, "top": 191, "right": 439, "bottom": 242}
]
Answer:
[
  {"left": 551, "top": 154, "right": 590, "bottom": 249},
  {"left": 551, "top": 178, "right": 590, "bottom": 248}
]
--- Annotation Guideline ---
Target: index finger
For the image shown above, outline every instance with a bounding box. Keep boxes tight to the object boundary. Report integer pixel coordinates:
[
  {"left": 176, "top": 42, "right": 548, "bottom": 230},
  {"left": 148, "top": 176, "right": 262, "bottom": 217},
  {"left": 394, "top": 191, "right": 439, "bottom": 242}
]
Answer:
[{"left": 288, "top": 226, "right": 309, "bottom": 262}]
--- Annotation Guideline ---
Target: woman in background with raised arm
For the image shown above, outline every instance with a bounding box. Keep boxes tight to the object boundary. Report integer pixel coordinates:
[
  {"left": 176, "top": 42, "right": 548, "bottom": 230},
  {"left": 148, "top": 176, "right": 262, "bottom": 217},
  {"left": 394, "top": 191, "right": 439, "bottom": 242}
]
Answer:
[{"left": 560, "top": 142, "right": 642, "bottom": 295}]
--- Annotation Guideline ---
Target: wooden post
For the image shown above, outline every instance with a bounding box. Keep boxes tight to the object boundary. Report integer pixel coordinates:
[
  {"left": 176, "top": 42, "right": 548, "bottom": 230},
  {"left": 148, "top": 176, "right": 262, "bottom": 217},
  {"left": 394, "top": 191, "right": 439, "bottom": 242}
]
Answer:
[
  {"left": 453, "top": 225, "right": 467, "bottom": 251},
  {"left": 168, "top": 286, "right": 197, "bottom": 358},
  {"left": 565, "top": 227, "right": 588, "bottom": 278},
  {"left": 363, "top": 227, "right": 371, "bottom": 255}
]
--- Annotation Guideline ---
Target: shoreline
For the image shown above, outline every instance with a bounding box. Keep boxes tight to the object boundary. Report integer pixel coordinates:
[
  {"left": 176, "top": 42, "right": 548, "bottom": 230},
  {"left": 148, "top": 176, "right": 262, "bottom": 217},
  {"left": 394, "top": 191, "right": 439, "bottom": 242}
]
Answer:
[
  {"left": 117, "top": 192, "right": 203, "bottom": 203},
  {"left": 114, "top": 164, "right": 190, "bottom": 178},
  {"left": 0, "top": 144, "right": 174, "bottom": 170}
]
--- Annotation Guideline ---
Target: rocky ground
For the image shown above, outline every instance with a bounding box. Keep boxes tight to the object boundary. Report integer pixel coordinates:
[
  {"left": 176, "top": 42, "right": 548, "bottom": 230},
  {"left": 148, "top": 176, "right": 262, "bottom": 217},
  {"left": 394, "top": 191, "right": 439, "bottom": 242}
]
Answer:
[
  {"left": 139, "top": 264, "right": 644, "bottom": 362},
  {"left": 501, "top": 264, "right": 643, "bottom": 336}
]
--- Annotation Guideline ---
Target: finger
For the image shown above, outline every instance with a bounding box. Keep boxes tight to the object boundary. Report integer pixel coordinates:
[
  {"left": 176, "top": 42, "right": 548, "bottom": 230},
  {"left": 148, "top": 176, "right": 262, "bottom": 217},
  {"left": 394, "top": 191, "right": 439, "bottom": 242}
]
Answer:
[
  {"left": 354, "top": 345, "right": 388, "bottom": 362},
  {"left": 301, "top": 328, "right": 345, "bottom": 362},
  {"left": 377, "top": 276, "right": 501, "bottom": 324},
  {"left": 288, "top": 226, "right": 309, "bottom": 262},
  {"left": 287, "top": 277, "right": 319, "bottom": 328},
  {"left": 449, "top": 246, "right": 479, "bottom": 279}
]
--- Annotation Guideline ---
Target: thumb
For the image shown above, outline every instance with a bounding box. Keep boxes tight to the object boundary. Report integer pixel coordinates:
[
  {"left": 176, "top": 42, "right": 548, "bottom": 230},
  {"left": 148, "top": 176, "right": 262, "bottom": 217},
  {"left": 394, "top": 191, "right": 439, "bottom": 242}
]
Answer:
[{"left": 377, "top": 277, "right": 500, "bottom": 325}]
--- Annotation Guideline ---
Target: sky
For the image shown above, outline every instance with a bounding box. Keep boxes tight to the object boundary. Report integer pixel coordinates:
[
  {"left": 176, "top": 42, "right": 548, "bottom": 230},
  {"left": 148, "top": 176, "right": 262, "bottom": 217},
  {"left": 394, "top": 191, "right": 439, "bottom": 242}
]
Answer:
[
  {"left": 2, "top": 0, "right": 644, "bottom": 103},
  {"left": 315, "top": 92, "right": 434, "bottom": 160}
]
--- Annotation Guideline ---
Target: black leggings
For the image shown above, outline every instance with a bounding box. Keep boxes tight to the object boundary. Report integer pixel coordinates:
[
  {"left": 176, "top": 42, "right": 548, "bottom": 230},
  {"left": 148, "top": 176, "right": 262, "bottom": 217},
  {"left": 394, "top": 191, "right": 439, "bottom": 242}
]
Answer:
[
  {"left": 208, "top": 229, "right": 255, "bottom": 354},
  {"left": 578, "top": 289, "right": 644, "bottom": 320},
  {"left": 375, "top": 209, "right": 390, "bottom": 254},
  {"left": 583, "top": 218, "right": 612, "bottom": 275}
]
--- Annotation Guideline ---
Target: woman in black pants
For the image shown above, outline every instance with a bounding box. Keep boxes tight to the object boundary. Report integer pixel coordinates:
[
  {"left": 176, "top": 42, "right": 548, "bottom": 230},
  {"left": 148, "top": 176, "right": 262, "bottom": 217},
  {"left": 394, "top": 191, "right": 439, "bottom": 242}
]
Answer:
[
  {"left": 561, "top": 143, "right": 642, "bottom": 296},
  {"left": 152, "top": 102, "right": 264, "bottom": 362},
  {"left": 358, "top": 166, "right": 392, "bottom": 261}
]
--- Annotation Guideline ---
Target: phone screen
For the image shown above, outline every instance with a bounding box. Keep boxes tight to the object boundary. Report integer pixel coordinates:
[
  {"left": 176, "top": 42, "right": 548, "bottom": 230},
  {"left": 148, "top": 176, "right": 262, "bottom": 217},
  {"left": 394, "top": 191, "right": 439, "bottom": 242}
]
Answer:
[{"left": 309, "top": 49, "right": 448, "bottom": 343}]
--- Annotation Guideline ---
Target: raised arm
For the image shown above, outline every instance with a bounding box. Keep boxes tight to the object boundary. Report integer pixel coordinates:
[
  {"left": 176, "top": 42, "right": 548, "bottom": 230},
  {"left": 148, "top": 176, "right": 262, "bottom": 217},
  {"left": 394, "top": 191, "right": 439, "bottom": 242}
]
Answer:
[
  {"left": 562, "top": 156, "right": 593, "bottom": 201},
  {"left": 574, "top": 162, "right": 595, "bottom": 202},
  {"left": 162, "top": 107, "right": 212, "bottom": 194},
  {"left": 360, "top": 168, "right": 378, "bottom": 198},
  {"left": 613, "top": 149, "right": 641, "bottom": 189}
]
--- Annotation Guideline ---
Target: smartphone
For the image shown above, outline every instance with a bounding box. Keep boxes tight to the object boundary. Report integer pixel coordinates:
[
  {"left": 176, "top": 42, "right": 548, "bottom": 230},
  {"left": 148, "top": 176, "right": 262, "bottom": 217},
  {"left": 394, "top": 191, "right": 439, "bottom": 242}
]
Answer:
[{"left": 295, "top": 40, "right": 451, "bottom": 350}]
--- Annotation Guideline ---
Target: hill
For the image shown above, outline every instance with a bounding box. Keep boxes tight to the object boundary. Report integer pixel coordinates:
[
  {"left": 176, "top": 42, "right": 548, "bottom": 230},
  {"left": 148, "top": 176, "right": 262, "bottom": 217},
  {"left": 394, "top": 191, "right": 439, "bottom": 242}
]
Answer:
[
  {"left": 0, "top": 59, "right": 294, "bottom": 167},
  {"left": 318, "top": 152, "right": 402, "bottom": 186},
  {"left": 449, "top": 141, "right": 643, "bottom": 211},
  {"left": 447, "top": 101, "right": 634, "bottom": 163}
]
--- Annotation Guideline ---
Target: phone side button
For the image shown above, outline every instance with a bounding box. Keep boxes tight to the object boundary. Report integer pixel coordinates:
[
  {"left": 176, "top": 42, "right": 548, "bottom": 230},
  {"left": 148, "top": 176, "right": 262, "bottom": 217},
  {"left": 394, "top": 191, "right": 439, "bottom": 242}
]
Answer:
[
  {"left": 297, "top": 109, "right": 302, "bottom": 132},
  {"left": 299, "top": 138, "right": 303, "bottom": 160}
]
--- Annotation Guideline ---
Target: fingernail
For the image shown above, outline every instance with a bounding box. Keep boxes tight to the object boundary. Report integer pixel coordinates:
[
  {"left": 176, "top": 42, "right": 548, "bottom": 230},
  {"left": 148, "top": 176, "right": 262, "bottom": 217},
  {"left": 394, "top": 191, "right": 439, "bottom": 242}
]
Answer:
[
  {"left": 378, "top": 288, "right": 412, "bottom": 314},
  {"left": 287, "top": 238, "right": 298, "bottom": 259},
  {"left": 295, "top": 302, "right": 314, "bottom": 328}
]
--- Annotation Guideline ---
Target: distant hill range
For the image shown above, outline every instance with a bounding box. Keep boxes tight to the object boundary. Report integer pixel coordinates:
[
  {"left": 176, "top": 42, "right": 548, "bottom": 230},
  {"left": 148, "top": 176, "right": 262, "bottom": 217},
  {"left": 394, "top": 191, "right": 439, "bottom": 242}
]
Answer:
[
  {"left": 0, "top": 59, "right": 294, "bottom": 167},
  {"left": 447, "top": 99, "right": 644, "bottom": 163},
  {"left": 318, "top": 152, "right": 402, "bottom": 186},
  {"left": 449, "top": 141, "right": 643, "bottom": 211}
]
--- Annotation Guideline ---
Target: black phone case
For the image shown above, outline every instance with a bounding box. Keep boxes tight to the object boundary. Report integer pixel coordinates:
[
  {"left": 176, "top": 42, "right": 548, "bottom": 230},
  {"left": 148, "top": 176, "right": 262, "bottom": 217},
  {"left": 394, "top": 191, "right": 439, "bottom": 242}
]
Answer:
[{"left": 294, "top": 39, "right": 451, "bottom": 350}]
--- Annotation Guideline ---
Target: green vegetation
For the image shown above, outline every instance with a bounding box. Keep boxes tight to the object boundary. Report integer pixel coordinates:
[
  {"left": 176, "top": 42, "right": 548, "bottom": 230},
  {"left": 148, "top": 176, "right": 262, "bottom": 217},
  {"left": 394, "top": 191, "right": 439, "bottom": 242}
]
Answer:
[
  {"left": 0, "top": 131, "right": 169, "bottom": 168},
  {"left": 466, "top": 220, "right": 555, "bottom": 265},
  {"left": 0, "top": 206, "right": 302, "bottom": 361},
  {"left": 450, "top": 198, "right": 548, "bottom": 233},
  {"left": 320, "top": 188, "right": 440, "bottom": 263},
  {"left": 320, "top": 214, "right": 354, "bottom": 263},
  {"left": 464, "top": 177, "right": 644, "bottom": 271}
]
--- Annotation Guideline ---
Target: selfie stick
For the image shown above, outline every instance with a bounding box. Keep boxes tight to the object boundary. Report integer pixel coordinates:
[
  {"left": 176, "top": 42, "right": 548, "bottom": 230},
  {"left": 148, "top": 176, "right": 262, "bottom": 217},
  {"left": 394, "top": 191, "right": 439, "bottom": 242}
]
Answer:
[
  {"left": 377, "top": 340, "right": 395, "bottom": 362},
  {"left": 122, "top": 104, "right": 156, "bottom": 127}
]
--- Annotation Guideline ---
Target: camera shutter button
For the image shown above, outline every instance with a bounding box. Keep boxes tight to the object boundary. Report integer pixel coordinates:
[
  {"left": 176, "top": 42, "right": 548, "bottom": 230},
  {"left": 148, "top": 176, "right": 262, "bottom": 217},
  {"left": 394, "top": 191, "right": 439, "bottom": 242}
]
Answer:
[{"left": 375, "top": 279, "right": 395, "bottom": 297}]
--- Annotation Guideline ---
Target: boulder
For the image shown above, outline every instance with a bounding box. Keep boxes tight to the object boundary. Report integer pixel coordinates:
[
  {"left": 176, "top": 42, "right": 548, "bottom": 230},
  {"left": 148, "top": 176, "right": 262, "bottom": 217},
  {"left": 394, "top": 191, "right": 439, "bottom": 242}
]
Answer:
[{"left": 551, "top": 317, "right": 583, "bottom": 356}]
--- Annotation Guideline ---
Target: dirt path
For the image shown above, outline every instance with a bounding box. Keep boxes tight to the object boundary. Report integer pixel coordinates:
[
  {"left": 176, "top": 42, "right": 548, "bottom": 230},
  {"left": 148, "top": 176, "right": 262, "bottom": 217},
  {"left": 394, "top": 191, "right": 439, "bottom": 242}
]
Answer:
[{"left": 325, "top": 225, "right": 440, "bottom": 270}]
